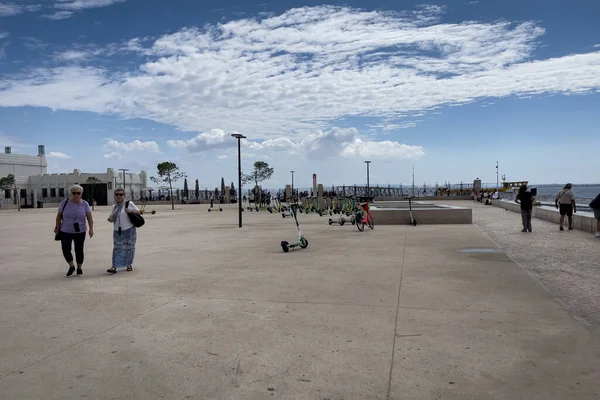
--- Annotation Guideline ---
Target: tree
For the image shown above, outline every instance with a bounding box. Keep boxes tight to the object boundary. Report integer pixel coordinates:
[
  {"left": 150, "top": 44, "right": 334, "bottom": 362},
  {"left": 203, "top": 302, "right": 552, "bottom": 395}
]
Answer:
[
  {"left": 242, "top": 161, "right": 274, "bottom": 205},
  {"left": 194, "top": 179, "right": 200, "bottom": 201},
  {"left": 230, "top": 181, "right": 236, "bottom": 198},
  {"left": 0, "top": 174, "right": 15, "bottom": 191},
  {"left": 0, "top": 174, "right": 16, "bottom": 210},
  {"left": 85, "top": 176, "right": 102, "bottom": 210},
  {"left": 151, "top": 162, "right": 184, "bottom": 210},
  {"left": 220, "top": 177, "right": 226, "bottom": 197},
  {"left": 183, "top": 177, "right": 189, "bottom": 200}
]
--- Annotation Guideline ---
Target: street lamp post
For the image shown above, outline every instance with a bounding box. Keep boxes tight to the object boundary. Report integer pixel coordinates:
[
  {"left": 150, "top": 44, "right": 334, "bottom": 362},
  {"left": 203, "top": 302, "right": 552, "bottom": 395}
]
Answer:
[
  {"left": 231, "top": 134, "right": 247, "bottom": 227},
  {"left": 495, "top": 161, "right": 499, "bottom": 191},
  {"left": 364, "top": 161, "right": 371, "bottom": 197},
  {"left": 119, "top": 168, "right": 129, "bottom": 195},
  {"left": 290, "top": 170, "right": 295, "bottom": 200}
]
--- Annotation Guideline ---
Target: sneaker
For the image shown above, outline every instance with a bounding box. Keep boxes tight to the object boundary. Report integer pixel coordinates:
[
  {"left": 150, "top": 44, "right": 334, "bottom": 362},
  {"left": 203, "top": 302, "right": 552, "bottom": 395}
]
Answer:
[
  {"left": 568, "top": 227, "right": 574, "bottom": 231},
  {"left": 521, "top": 229, "right": 527, "bottom": 232},
  {"left": 559, "top": 226, "right": 564, "bottom": 231},
  {"left": 76, "top": 268, "right": 83, "bottom": 276},
  {"left": 528, "top": 229, "right": 532, "bottom": 232},
  {"left": 66, "top": 266, "right": 75, "bottom": 277},
  {"left": 595, "top": 232, "right": 600, "bottom": 238}
]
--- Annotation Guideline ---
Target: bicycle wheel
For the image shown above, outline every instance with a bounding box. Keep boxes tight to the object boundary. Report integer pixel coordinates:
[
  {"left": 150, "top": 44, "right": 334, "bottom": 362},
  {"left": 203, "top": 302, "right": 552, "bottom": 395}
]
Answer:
[
  {"left": 356, "top": 212, "right": 364, "bottom": 231},
  {"left": 367, "top": 214, "right": 374, "bottom": 229}
]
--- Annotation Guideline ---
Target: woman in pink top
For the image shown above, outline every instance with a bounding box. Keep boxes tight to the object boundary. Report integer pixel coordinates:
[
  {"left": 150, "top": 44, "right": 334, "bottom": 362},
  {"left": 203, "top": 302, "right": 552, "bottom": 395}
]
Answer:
[{"left": 54, "top": 185, "right": 94, "bottom": 277}]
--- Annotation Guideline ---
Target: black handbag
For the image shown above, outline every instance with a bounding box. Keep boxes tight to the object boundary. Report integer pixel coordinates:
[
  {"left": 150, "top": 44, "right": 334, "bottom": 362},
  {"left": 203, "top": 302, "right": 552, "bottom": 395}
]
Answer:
[
  {"left": 54, "top": 200, "right": 68, "bottom": 241},
  {"left": 125, "top": 201, "right": 145, "bottom": 228}
]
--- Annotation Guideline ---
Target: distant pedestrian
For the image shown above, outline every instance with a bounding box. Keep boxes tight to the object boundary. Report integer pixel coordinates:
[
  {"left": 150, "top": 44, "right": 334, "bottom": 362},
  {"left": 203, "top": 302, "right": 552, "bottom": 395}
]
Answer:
[
  {"left": 106, "top": 188, "right": 140, "bottom": 274},
  {"left": 515, "top": 184, "right": 535, "bottom": 232},
  {"left": 54, "top": 185, "right": 94, "bottom": 277},
  {"left": 589, "top": 193, "right": 600, "bottom": 238},
  {"left": 554, "top": 183, "right": 576, "bottom": 231}
]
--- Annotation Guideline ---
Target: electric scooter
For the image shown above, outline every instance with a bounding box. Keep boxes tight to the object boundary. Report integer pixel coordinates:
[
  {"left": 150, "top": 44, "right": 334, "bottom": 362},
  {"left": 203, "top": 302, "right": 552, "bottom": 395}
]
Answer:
[
  {"left": 140, "top": 200, "right": 156, "bottom": 215},
  {"left": 281, "top": 204, "right": 309, "bottom": 252},
  {"left": 406, "top": 196, "right": 417, "bottom": 226}
]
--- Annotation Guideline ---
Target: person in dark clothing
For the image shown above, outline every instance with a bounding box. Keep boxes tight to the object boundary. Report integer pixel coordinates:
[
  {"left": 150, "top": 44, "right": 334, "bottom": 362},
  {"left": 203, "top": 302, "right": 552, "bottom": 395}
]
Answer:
[{"left": 515, "top": 184, "right": 535, "bottom": 232}]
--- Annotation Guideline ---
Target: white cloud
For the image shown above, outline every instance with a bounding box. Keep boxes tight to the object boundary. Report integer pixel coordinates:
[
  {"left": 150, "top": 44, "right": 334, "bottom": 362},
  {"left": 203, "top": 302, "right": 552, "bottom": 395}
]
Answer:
[
  {"left": 170, "top": 126, "right": 424, "bottom": 160},
  {"left": 369, "top": 121, "right": 417, "bottom": 132},
  {"left": 0, "top": 5, "right": 599, "bottom": 139},
  {"left": 104, "top": 139, "right": 161, "bottom": 154},
  {"left": 167, "top": 129, "right": 231, "bottom": 151},
  {"left": 54, "top": 0, "right": 127, "bottom": 11},
  {"left": 594, "top": 44, "right": 600, "bottom": 49},
  {"left": 0, "top": 3, "right": 41, "bottom": 17},
  {"left": 0, "top": 32, "right": 8, "bottom": 39},
  {"left": 42, "top": 11, "right": 73, "bottom": 20},
  {"left": 103, "top": 151, "right": 123, "bottom": 159},
  {"left": 55, "top": 50, "right": 88, "bottom": 61},
  {"left": 342, "top": 138, "right": 424, "bottom": 159},
  {"left": 216, "top": 155, "right": 228, "bottom": 159},
  {"left": 47, "top": 151, "right": 72, "bottom": 159}
]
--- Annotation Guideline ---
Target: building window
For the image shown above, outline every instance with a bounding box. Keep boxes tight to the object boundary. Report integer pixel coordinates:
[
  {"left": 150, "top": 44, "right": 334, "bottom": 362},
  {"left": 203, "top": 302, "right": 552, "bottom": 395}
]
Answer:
[
  {"left": 20, "top": 189, "right": 26, "bottom": 198},
  {"left": 59, "top": 188, "right": 65, "bottom": 197},
  {"left": 50, "top": 188, "right": 56, "bottom": 198},
  {"left": 42, "top": 188, "right": 48, "bottom": 197},
  {"left": 108, "top": 182, "right": 112, "bottom": 190},
  {"left": 4, "top": 189, "right": 10, "bottom": 199}
]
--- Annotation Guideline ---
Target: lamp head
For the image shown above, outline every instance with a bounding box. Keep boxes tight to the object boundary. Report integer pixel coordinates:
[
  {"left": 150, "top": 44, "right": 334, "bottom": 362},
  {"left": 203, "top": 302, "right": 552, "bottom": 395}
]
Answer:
[{"left": 231, "top": 134, "right": 246, "bottom": 139}]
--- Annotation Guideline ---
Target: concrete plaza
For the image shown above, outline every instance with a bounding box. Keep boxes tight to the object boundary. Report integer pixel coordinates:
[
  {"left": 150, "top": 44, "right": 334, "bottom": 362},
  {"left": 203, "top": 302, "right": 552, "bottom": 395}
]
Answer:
[{"left": 0, "top": 204, "right": 599, "bottom": 399}]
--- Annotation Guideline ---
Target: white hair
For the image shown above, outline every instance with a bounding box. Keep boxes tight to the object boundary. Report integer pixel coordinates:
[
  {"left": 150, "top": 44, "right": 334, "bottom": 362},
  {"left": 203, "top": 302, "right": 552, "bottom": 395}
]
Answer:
[{"left": 70, "top": 184, "right": 84, "bottom": 194}]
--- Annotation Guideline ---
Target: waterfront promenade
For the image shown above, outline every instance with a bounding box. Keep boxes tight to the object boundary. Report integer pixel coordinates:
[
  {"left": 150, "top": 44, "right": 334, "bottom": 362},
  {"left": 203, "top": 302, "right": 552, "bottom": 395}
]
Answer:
[
  {"left": 442, "top": 200, "right": 600, "bottom": 331},
  {"left": 0, "top": 204, "right": 599, "bottom": 399}
]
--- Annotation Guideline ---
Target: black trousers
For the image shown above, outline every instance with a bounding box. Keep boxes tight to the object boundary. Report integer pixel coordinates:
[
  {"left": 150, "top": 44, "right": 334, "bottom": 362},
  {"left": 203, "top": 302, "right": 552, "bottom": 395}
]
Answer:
[{"left": 60, "top": 232, "right": 86, "bottom": 265}]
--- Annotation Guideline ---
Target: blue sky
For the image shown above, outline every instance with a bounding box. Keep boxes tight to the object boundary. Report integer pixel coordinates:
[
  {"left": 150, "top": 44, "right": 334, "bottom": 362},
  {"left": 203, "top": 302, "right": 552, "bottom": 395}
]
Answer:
[{"left": 0, "top": 0, "right": 599, "bottom": 190}]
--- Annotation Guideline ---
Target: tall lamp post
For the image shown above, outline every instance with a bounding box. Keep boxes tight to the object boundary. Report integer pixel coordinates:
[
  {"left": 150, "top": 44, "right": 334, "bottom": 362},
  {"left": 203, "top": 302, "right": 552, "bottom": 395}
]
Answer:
[
  {"left": 495, "top": 161, "right": 499, "bottom": 190},
  {"left": 290, "top": 170, "right": 295, "bottom": 200},
  {"left": 231, "top": 134, "right": 247, "bottom": 227},
  {"left": 364, "top": 161, "right": 371, "bottom": 197},
  {"left": 119, "top": 168, "right": 129, "bottom": 195}
]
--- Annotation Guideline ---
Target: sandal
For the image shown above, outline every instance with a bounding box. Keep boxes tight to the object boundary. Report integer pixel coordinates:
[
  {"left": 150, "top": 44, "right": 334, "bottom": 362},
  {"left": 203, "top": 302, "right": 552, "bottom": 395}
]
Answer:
[
  {"left": 126, "top": 266, "right": 133, "bottom": 272},
  {"left": 107, "top": 267, "right": 117, "bottom": 274}
]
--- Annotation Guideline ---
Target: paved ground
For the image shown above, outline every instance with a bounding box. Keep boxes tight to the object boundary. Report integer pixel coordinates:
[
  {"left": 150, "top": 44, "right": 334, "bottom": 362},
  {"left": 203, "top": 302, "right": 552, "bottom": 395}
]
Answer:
[
  {"left": 437, "top": 200, "right": 600, "bottom": 334},
  {"left": 1, "top": 203, "right": 599, "bottom": 400}
]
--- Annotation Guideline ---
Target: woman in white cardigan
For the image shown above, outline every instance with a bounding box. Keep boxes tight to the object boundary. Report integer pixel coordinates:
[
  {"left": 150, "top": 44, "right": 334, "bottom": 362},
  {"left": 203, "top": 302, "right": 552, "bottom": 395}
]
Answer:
[{"left": 107, "top": 188, "right": 141, "bottom": 274}]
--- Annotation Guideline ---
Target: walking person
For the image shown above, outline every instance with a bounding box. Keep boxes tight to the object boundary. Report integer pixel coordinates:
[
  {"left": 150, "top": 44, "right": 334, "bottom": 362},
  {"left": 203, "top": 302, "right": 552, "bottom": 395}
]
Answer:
[
  {"left": 107, "top": 188, "right": 141, "bottom": 274},
  {"left": 515, "top": 184, "right": 535, "bottom": 232},
  {"left": 554, "top": 183, "right": 577, "bottom": 231},
  {"left": 589, "top": 193, "right": 600, "bottom": 238},
  {"left": 54, "top": 185, "right": 94, "bottom": 277}
]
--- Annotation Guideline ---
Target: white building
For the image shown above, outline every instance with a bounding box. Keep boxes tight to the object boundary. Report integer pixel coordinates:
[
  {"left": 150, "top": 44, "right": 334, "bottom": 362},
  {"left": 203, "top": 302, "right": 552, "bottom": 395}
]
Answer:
[{"left": 0, "top": 145, "right": 148, "bottom": 208}]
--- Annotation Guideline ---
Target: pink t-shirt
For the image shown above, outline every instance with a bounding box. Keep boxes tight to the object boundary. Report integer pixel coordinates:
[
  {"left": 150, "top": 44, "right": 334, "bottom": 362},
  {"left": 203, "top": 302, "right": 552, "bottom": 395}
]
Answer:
[{"left": 58, "top": 200, "right": 91, "bottom": 234}]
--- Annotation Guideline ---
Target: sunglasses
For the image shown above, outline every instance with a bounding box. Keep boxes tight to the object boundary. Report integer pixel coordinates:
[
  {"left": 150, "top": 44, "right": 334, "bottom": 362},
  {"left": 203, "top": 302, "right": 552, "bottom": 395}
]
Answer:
[
  {"left": 115, "top": 193, "right": 124, "bottom": 196},
  {"left": 72, "top": 192, "right": 81, "bottom": 195}
]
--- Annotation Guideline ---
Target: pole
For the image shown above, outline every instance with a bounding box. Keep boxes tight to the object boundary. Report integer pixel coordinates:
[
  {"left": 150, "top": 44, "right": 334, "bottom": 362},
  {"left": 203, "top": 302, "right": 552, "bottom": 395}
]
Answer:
[
  {"left": 231, "top": 134, "right": 247, "bottom": 227},
  {"left": 365, "top": 161, "right": 371, "bottom": 196},
  {"left": 237, "top": 138, "right": 242, "bottom": 227},
  {"left": 290, "top": 170, "right": 295, "bottom": 199},
  {"left": 119, "top": 168, "right": 129, "bottom": 194},
  {"left": 496, "top": 161, "right": 499, "bottom": 191},
  {"left": 412, "top": 166, "right": 415, "bottom": 197}
]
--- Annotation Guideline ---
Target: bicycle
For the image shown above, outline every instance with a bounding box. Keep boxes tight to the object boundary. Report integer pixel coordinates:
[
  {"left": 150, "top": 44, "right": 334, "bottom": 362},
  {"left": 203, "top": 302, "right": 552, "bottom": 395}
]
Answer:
[{"left": 355, "top": 197, "right": 374, "bottom": 232}]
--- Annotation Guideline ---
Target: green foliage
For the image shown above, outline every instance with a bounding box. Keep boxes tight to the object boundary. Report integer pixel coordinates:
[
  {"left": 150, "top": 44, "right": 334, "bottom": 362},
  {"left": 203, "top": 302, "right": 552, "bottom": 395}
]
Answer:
[
  {"left": 151, "top": 162, "right": 184, "bottom": 210},
  {"left": 0, "top": 174, "right": 15, "bottom": 190},
  {"left": 242, "top": 161, "right": 274, "bottom": 187},
  {"left": 150, "top": 162, "right": 184, "bottom": 185}
]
